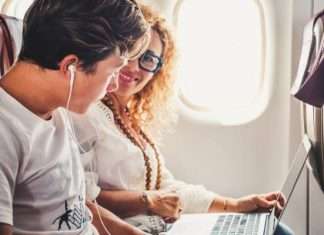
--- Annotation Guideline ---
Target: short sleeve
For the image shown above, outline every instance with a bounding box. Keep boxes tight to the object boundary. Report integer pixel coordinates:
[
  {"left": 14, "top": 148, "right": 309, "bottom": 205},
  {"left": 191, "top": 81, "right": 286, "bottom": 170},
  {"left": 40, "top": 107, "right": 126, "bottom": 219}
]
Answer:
[{"left": 0, "top": 120, "right": 21, "bottom": 225}]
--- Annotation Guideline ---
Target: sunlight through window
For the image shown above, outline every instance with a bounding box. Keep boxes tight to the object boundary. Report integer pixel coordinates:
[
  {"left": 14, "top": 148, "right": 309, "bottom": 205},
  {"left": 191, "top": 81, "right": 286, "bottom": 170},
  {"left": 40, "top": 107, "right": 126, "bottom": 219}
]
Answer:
[{"left": 177, "top": 0, "right": 264, "bottom": 114}]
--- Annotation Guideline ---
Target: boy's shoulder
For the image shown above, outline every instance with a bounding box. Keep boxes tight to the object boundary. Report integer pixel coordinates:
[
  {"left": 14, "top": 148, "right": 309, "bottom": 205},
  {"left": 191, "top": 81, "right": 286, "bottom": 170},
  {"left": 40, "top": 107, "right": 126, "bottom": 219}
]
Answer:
[
  {"left": 0, "top": 103, "right": 25, "bottom": 135},
  {"left": 0, "top": 88, "right": 32, "bottom": 135},
  {"left": 0, "top": 100, "right": 30, "bottom": 157}
]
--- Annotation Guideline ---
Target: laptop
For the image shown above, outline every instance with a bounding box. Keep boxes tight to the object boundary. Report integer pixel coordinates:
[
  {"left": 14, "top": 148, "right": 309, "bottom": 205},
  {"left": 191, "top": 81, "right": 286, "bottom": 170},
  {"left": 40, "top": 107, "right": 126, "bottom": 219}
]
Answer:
[{"left": 166, "top": 135, "right": 312, "bottom": 235}]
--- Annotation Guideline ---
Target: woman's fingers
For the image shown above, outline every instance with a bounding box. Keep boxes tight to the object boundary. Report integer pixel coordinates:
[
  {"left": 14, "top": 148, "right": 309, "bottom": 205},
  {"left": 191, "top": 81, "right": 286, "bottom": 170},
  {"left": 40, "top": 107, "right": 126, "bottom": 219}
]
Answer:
[
  {"left": 254, "top": 192, "right": 286, "bottom": 215},
  {"left": 163, "top": 217, "right": 177, "bottom": 223},
  {"left": 162, "top": 205, "right": 183, "bottom": 223},
  {"left": 160, "top": 193, "right": 180, "bottom": 201},
  {"left": 254, "top": 195, "right": 277, "bottom": 209},
  {"left": 150, "top": 192, "right": 183, "bottom": 218},
  {"left": 237, "top": 192, "right": 287, "bottom": 213},
  {"left": 160, "top": 194, "right": 182, "bottom": 207},
  {"left": 263, "top": 191, "right": 278, "bottom": 201},
  {"left": 264, "top": 191, "right": 286, "bottom": 207},
  {"left": 278, "top": 193, "right": 287, "bottom": 207}
]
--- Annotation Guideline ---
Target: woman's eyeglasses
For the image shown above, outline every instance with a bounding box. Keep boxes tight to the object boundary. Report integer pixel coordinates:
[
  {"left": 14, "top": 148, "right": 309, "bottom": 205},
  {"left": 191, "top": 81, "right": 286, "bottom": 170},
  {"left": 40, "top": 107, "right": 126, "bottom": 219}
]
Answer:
[
  {"left": 138, "top": 50, "right": 163, "bottom": 73},
  {"left": 122, "top": 30, "right": 151, "bottom": 61}
]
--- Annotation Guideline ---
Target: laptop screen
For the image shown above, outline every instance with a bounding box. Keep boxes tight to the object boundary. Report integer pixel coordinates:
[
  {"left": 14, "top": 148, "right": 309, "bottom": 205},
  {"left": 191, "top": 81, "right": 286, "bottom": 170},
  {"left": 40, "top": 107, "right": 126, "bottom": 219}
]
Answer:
[{"left": 274, "top": 135, "right": 312, "bottom": 228}]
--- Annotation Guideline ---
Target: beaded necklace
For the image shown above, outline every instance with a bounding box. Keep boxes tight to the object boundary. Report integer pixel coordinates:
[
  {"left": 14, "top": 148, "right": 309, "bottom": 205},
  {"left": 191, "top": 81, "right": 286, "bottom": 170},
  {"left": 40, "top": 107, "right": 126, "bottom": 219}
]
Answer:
[{"left": 102, "top": 95, "right": 162, "bottom": 190}]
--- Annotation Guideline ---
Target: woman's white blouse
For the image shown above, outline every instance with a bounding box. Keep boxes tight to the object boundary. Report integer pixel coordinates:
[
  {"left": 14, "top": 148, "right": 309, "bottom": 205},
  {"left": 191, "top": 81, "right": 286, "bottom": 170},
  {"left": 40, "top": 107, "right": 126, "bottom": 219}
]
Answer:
[{"left": 78, "top": 102, "right": 216, "bottom": 213}]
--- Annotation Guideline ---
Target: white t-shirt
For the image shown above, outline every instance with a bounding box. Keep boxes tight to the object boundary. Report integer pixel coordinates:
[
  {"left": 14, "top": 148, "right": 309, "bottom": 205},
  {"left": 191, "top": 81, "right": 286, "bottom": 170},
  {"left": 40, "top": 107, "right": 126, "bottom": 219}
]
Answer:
[{"left": 0, "top": 88, "right": 96, "bottom": 235}]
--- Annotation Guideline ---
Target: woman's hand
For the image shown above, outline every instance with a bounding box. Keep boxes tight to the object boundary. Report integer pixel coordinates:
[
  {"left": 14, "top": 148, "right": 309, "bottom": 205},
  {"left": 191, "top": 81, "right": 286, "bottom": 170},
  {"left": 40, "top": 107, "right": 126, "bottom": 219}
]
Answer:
[
  {"left": 232, "top": 191, "right": 286, "bottom": 214},
  {"left": 146, "top": 191, "right": 183, "bottom": 222}
]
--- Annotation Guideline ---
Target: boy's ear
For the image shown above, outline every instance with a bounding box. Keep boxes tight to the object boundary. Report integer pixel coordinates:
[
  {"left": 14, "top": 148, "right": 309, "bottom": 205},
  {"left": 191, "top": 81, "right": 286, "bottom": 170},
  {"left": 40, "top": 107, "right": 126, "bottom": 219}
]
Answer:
[{"left": 58, "top": 55, "right": 79, "bottom": 76}]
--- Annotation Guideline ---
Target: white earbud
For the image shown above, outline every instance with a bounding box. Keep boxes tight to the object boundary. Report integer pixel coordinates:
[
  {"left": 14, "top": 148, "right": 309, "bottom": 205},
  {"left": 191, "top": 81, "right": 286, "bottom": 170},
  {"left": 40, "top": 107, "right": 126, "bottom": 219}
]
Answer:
[
  {"left": 66, "top": 64, "right": 76, "bottom": 110},
  {"left": 68, "top": 64, "right": 76, "bottom": 73},
  {"left": 68, "top": 64, "right": 76, "bottom": 83}
]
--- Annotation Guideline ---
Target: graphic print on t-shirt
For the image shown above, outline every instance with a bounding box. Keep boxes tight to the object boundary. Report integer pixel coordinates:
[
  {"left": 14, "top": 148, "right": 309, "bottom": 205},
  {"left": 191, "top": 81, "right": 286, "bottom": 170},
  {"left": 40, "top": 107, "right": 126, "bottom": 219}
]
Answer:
[{"left": 52, "top": 195, "right": 90, "bottom": 231}]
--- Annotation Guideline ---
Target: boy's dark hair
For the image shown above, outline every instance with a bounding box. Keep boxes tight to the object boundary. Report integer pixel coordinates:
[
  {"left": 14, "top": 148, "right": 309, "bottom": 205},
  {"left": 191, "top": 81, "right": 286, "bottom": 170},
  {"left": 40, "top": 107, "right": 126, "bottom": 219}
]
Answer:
[{"left": 18, "top": 0, "right": 148, "bottom": 72}]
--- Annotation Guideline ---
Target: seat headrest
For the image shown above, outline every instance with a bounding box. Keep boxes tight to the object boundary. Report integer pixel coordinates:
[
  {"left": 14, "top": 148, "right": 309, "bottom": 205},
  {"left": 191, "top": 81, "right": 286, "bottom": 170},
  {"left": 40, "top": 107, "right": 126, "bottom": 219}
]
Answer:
[
  {"left": 291, "top": 9, "right": 324, "bottom": 107},
  {"left": 0, "top": 14, "right": 22, "bottom": 77},
  {"left": 0, "top": 15, "right": 14, "bottom": 76}
]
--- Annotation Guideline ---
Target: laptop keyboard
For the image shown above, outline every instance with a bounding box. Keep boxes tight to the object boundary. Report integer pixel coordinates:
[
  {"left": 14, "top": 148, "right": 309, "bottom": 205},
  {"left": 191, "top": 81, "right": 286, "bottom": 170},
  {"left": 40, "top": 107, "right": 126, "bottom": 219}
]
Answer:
[{"left": 210, "top": 214, "right": 261, "bottom": 235}]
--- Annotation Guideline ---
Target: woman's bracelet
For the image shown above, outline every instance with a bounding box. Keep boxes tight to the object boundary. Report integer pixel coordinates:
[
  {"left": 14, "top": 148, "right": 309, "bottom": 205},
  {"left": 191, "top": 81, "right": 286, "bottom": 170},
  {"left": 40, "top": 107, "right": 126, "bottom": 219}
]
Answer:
[
  {"left": 223, "top": 198, "right": 228, "bottom": 211},
  {"left": 141, "top": 191, "right": 152, "bottom": 214}
]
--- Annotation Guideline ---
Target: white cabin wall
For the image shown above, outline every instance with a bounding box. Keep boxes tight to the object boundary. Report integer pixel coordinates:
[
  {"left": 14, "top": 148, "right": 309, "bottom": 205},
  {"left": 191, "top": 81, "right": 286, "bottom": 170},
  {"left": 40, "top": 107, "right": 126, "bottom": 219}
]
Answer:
[
  {"left": 315, "top": 0, "right": 324, "bottom": 12},
  {"left": 284, "top": 0, "right": 312, "bottom": 233}
]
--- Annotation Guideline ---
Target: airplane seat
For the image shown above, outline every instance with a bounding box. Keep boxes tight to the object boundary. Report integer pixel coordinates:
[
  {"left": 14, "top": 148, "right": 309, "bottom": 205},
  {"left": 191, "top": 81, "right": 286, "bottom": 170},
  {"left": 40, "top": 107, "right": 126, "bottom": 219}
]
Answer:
[
  {"left": 291, "top": 9, "right": 324, "bottom": 192},
  {"left": 0, "top": 14, "right": 22, "bottom": 76}
]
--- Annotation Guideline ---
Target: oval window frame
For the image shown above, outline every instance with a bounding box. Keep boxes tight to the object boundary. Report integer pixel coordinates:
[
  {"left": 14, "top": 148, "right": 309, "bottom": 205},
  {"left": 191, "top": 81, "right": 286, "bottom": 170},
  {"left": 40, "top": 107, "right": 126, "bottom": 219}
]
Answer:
[{"left": 172, "top": 0, "right": 274, "bottom": 125}]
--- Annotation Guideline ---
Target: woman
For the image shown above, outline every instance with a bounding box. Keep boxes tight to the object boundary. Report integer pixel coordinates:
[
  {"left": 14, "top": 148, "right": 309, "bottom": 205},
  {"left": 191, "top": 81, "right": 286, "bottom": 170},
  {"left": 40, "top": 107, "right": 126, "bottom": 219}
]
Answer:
[{"left": 82, "top": 5, "right": 294, "bottom": 235}]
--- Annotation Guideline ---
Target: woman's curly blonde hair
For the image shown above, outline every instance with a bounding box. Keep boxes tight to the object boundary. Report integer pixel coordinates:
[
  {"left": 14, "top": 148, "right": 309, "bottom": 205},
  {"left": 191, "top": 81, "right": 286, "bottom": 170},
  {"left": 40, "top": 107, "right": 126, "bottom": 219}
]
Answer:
[{"left": 128, "top": 4, "right": 177, "bottom": 141}]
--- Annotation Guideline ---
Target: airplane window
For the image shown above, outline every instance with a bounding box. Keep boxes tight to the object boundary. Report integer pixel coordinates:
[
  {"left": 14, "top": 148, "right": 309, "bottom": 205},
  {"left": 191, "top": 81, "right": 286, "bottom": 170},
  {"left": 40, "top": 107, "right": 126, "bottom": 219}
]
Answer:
[
  {"left": 176, "top": 0, "right": 265, "bottom": 119},
  {"left": 2, "top": 0, "right": 33, "bottom": 19}
]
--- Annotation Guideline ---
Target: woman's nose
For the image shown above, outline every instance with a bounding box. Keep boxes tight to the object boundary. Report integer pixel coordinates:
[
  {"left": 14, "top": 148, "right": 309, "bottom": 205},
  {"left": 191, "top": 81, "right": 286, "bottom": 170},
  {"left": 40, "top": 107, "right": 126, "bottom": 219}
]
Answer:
[{"left": 127, "top": 59, "right": 140, "bottom": 72}]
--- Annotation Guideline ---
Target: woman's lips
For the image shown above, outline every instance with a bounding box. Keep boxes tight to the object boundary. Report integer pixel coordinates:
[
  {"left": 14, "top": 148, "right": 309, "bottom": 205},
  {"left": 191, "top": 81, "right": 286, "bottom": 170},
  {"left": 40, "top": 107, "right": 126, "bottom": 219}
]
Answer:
[{"left": 119, "top": 72, "right": 135, "bottom": 84}]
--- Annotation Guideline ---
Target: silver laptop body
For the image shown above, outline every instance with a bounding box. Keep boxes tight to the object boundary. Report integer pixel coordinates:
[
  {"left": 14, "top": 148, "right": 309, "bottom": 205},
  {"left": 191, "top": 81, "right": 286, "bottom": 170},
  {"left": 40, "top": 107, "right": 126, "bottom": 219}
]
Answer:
[{"left": 166, "top": 135, "right": 312, "bottom": 235}]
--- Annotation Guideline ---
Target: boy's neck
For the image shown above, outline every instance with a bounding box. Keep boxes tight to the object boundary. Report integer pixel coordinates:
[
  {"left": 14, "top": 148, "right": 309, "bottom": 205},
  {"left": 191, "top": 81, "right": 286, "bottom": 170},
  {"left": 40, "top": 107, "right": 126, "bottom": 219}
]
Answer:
[{"left": 0, "top": 62, "right": 64, "bottom": 120}]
